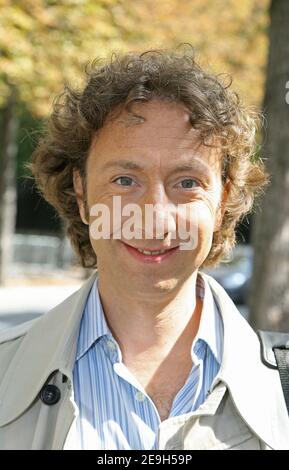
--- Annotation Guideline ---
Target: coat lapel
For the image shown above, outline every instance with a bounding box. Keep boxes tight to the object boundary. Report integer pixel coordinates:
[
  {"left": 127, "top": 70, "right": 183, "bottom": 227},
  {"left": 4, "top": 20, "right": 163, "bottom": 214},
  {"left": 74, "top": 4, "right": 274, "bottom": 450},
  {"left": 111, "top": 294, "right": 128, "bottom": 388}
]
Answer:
[
  {"left": 204, "top": 273, "right": 289, "bottom": 450},
  {"left": 0, "top": 273, "right": 97, "bottom": 427}
]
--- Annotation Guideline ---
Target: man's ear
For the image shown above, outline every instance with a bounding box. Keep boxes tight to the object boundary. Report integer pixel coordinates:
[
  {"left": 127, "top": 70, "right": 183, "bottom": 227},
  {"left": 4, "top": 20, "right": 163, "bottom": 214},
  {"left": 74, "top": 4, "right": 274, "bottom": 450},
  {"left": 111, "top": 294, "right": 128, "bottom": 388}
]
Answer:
[
  {"left": 214, "top": 179, "right": 231, "bottom": 232},
  {"left": 73, "top": 169, "right": 89, "bottom": 225}
]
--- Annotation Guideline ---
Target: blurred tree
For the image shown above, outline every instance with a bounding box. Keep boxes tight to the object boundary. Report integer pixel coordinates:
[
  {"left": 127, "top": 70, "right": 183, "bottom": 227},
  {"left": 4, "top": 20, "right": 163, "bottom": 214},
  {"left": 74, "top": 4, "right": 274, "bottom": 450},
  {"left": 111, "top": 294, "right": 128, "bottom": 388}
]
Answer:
[
  {"left": 249, "top": 0, "right": 289, "bottom": 331},
  {"left": 0, "top": 89, "right": 18, "bottom": 284},
  {"left": 0, "top": 0, "right": 122, "bottom": 282},
  {"left": 0, "top": 0, "right": 270, "bottom": 283}
]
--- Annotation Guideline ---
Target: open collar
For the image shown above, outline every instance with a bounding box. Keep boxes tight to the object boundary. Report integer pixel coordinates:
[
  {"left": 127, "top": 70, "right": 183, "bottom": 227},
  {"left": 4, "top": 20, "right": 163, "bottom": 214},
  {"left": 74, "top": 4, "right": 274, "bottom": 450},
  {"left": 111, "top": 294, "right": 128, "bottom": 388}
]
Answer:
[{"left": 76, "top": 272, "right": 222, "bottom": 366}]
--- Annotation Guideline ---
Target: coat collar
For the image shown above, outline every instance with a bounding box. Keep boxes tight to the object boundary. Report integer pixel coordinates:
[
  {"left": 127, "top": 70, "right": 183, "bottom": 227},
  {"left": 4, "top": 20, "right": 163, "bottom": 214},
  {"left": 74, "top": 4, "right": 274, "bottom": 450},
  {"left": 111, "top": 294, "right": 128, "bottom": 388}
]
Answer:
[{"left": 0, "top": 271, "right": 288, "bottom": 449}]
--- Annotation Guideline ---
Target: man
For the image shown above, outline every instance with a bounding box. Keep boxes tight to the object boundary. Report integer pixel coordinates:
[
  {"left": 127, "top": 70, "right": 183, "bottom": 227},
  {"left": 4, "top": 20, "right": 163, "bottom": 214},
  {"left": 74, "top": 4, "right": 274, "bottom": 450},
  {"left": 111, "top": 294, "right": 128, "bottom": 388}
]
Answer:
[{"left": 0, "top": 48, "right": 288, "bottom": 450}]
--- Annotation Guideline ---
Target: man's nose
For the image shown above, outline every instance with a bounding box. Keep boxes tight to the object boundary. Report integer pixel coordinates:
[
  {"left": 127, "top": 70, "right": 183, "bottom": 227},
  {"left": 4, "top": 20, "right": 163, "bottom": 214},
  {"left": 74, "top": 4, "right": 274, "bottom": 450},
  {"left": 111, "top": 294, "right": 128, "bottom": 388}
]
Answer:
[
  {"left": 142, "top": 182, "right": 169, "bottom": 205},
  {"left": 140, "top": 183, "right": 175, "bottom": 239}
]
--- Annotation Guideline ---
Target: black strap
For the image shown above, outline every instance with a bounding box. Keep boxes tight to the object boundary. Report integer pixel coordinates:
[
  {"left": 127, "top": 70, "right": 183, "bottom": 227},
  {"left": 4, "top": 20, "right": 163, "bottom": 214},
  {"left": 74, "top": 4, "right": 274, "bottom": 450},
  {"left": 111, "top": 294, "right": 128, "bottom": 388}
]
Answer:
[
  {"left": 257, "top": 330, "right": 289, "bottom": 414},
  {"left": 273, "top": 348, "right": 289, "bottom": 414}
]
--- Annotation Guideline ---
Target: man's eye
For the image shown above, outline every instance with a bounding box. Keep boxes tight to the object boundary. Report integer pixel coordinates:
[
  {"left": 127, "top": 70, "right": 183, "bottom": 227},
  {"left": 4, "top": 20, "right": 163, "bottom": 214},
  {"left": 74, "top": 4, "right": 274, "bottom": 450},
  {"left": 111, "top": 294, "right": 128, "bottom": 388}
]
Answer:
[
  {"left": 113, "top": 176, "right": 135, "bottom": 186},
  {"left": 177, "top": 178, "right": 200, "bottom": 189}
]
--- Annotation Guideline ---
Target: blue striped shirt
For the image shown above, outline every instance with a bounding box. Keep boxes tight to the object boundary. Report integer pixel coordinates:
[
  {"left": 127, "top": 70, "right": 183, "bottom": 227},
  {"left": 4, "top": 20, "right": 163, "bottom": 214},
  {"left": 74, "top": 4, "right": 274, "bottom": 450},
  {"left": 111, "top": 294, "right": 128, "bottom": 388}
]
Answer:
[{"left": 72, "top": 272, "right": 223, "bottom": 450}]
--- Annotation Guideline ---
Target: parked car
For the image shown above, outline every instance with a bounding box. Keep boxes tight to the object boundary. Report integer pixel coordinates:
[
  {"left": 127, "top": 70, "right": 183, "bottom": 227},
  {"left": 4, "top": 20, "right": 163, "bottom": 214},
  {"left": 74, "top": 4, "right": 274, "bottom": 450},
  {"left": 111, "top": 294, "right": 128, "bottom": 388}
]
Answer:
[{"left": 204, "top": 244, "right": 253, "bottom": 306}]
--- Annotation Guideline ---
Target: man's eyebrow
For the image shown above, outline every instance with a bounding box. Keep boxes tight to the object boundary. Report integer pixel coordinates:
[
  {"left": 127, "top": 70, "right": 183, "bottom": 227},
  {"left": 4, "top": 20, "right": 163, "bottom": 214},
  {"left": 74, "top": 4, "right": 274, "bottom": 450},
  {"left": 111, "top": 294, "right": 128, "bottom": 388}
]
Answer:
[
  {"left": 101, "top": 158, "right": 213, "bottom": 174},
  {"left": 170, "top": 159, "right": 212, "bottom": 174},
  {"left": 102, "top": 160, "right": 144, "bottom": 171}
]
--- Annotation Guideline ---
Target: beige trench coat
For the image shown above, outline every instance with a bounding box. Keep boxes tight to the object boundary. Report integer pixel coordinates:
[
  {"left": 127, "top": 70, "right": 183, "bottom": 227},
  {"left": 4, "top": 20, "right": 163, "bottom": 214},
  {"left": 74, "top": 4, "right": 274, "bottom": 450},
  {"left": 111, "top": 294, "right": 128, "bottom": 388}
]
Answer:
[{"left": 0, "top": 272, "right": 288, "bottom": 450}]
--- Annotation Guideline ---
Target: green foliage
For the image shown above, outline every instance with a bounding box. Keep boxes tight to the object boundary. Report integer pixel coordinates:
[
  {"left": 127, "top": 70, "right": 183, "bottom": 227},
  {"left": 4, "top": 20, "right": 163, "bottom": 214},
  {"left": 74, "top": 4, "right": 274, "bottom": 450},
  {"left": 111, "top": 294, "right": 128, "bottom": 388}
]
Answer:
[{"left": 0, "top": 0, "right": 271, "bottom": 174}]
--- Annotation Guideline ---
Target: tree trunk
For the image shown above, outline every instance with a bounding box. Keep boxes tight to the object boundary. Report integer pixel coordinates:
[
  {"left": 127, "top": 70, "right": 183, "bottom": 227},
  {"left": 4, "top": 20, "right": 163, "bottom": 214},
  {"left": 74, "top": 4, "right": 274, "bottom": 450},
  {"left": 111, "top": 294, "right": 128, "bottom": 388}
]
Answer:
[
  {"left": 0, "top": 90, "right": 18, "bottom": 285},
  {"left": 249, "top": 0, "right": 289, "bottom": 331}
]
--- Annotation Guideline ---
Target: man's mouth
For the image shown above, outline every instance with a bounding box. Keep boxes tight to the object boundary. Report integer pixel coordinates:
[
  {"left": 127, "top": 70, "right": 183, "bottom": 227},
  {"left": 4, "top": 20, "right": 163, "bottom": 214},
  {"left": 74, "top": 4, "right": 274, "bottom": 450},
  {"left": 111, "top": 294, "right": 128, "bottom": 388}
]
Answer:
[
  {"left": 134, "top": 247, "right": 171, "bottom": 255},
  {"left": 120, "top": 242, "right": 180, "bottom": 263}
]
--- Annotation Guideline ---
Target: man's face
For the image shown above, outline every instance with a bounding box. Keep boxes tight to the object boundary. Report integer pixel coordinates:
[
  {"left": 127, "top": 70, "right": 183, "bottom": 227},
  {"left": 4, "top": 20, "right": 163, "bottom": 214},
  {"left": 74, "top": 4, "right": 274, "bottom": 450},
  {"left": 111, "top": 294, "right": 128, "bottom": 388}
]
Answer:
[{"left": 74, "top": 99, "right": 227, "bottom": 294}]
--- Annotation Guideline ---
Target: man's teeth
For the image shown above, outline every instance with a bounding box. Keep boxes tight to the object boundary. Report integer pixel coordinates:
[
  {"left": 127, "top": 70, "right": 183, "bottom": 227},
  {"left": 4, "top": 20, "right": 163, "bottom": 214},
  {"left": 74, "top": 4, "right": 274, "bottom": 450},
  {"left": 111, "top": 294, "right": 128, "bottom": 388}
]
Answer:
[{"left": 136, "top": 248, "right": 168, "bottom": 255}]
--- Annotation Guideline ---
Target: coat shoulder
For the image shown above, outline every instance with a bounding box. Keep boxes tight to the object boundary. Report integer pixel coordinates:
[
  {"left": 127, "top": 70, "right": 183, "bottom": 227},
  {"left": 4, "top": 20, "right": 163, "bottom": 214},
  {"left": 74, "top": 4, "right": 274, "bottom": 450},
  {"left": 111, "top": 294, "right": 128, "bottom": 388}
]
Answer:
[
  {"left": 0, "top": 319, "right": 41, "bottom": 386},
  {"left": 0, "top": 317, "right": 38, "bottom": 345}
]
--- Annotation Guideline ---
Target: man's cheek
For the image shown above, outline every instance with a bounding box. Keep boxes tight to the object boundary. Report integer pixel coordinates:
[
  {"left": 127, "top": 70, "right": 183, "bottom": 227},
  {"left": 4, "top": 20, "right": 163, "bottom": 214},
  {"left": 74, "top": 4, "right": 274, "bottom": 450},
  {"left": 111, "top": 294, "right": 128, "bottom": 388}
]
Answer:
[
  {"left": 87, "top": 186, "right": 117, "bottom": 211},
  {"left": 177, "top": 203, "right": 213, "bottom": 251}
]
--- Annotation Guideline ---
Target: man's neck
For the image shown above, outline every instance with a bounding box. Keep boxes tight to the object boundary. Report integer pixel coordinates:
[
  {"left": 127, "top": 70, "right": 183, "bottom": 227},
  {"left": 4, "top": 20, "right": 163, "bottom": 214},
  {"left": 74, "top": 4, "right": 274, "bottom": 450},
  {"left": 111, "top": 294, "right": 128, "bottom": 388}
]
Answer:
[{"left": 97, "top": 271, "right": 202, "bottom": 363}]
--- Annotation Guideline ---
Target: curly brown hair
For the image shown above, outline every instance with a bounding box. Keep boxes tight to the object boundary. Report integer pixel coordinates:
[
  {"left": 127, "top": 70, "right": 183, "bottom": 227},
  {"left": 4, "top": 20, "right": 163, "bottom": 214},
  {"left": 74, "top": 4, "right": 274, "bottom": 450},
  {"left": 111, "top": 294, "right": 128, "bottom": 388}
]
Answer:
[{"left": 29, "top": 47, "right": 268, "bottom": 269}]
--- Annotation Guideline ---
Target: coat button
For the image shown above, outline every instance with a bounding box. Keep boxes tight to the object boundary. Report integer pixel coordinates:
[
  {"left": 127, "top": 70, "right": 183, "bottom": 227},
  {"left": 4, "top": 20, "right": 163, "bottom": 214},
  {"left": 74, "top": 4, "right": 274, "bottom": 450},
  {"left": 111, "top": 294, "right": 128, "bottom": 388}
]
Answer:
[{"left": 40, "top": 384, "right": 61, "bottom": 405}]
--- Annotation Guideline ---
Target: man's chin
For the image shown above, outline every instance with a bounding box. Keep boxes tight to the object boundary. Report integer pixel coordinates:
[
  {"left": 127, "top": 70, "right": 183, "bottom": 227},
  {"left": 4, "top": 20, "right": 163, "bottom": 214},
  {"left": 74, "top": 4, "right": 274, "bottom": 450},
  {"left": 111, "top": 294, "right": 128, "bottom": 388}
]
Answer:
[
  {"left": 150, "top": 277, "right": 180, "bottom": 292},
  {"left": 120, "top": 270, "right": 180, "bottom": 294}
]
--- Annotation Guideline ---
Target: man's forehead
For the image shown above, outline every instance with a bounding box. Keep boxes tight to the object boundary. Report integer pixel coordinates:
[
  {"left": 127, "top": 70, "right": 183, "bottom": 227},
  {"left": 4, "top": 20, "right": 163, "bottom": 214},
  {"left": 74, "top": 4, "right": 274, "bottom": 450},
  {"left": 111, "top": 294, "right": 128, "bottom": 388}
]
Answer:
[
  {"left": 101, "top": 99, "right": 196, "bottom": 144},
  {"left": 92, "top": 119, "right": 219, "bottom": 154},
  {"left": 89, "top": 99, "right": 223, "bottom": 170}
]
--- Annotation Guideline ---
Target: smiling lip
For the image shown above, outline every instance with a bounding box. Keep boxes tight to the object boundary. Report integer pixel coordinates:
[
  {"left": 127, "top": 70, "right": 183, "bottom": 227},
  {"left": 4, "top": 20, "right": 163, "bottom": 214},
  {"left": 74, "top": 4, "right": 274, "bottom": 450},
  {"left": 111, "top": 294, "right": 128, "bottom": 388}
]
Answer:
[{"left": 121, "top": 242, "right": 179, "bottom": 263}]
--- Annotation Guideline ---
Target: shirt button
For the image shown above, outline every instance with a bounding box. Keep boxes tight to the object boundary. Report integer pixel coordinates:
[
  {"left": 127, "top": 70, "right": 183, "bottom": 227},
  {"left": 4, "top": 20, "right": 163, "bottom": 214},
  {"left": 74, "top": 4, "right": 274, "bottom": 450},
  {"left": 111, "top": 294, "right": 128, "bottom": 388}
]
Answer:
[
  {"left": 107, "top": 340, "right": 116, "bottom": 350},
  {"left": 135, "top": 391, "right": 146, "bottom": 402}
]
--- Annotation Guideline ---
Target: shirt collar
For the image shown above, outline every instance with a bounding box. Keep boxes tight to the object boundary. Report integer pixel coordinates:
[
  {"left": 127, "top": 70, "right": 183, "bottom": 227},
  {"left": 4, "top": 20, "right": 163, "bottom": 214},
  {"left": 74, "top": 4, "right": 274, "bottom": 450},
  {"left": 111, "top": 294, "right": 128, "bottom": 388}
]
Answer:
[
  {"left": 193, "top": 272, "right": 223, "bottom": 366},
  {"left": 76, "top": 277, "right": 111, "bottom": 361},
  {"left": 76, "top": 272, "right": 223, "bottom": 366}
]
